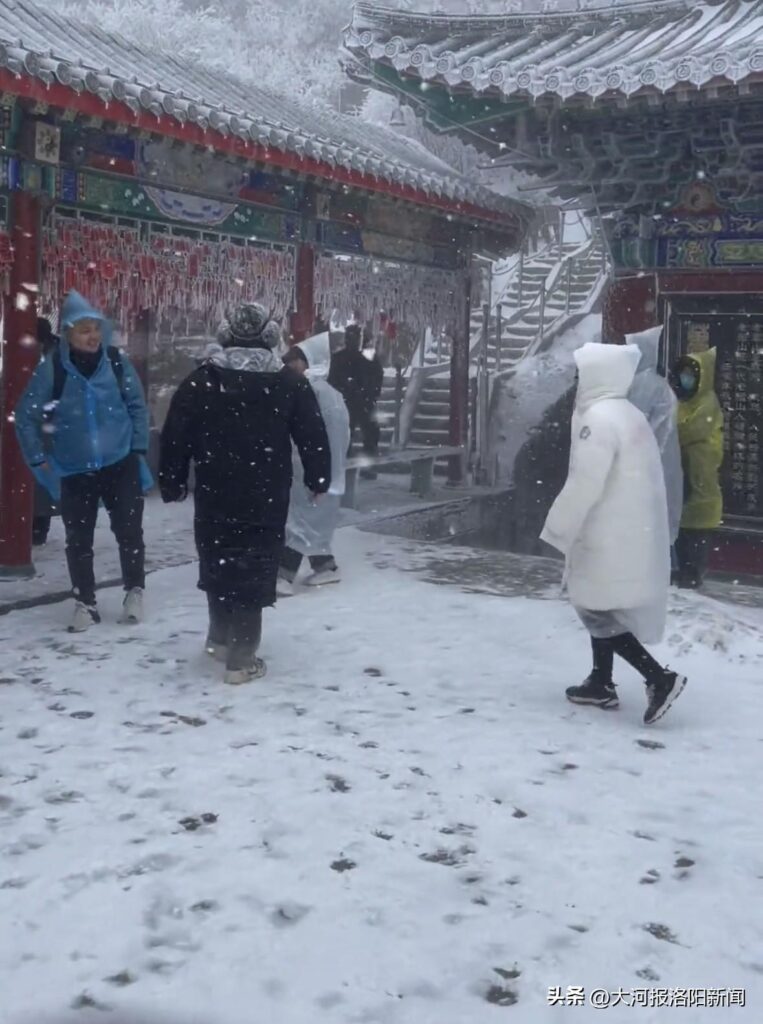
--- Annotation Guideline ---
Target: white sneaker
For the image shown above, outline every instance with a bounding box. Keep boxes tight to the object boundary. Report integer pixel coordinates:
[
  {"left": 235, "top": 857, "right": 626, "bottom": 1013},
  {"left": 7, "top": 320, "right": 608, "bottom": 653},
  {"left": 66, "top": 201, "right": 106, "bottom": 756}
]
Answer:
[
  {"left": 68, "top": 601, "right": 100, "bottom": 633},
  {"left": 119, "top": 587, "right": 144, "bottom": 625},
  {"left": 224, "top": 658, "right": 268, "bottom": 685},
  {"left": 276, "top": 577, "right": 295, "bottom": 598},
  {"left": 303, "top": 567, "right": 341, "bottom": 587}
]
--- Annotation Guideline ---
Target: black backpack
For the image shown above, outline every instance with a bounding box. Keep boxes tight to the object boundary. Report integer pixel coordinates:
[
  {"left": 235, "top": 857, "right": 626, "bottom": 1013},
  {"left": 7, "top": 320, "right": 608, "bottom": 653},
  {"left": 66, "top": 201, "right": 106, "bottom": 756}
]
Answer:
[{"left": 50, "top": 345, "right": 126, "bottom": 404}]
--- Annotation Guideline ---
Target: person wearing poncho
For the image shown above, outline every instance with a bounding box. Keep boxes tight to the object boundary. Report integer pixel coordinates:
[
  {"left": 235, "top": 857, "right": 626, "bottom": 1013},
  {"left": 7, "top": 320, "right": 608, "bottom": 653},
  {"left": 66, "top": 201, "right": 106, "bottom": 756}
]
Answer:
[{"left": 279, "top": 332, "right": 350, "bottom": 594}]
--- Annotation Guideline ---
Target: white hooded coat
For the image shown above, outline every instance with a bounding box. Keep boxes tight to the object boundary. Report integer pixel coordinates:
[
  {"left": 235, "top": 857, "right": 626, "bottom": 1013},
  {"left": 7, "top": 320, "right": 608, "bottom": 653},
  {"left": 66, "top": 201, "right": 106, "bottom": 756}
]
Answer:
[
  {"left": 285, "top": 333, "right": 351, "bottom": 557},
  {"left": 541, "top": 342, "right": 670, "bottom": 645},
  {"left": 626, "top": 327, "right": 683, "bottom": 543}
]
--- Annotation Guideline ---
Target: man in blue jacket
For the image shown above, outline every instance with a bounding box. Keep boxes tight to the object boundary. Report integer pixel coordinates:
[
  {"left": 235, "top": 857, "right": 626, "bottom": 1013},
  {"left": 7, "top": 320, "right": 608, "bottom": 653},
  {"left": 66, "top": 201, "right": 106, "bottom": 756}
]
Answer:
[{"left": 15, "top": 291, "right": 150, "bottom": 632}]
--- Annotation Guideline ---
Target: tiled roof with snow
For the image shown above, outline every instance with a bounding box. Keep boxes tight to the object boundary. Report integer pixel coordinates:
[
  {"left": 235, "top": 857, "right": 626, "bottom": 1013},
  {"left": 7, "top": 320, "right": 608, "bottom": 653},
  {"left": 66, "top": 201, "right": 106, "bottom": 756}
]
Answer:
[
  {"left": 0, "top": 0, "right": 525, "bottom": 222},
  {"left": 346, "top": 0, "right": 763, "bottom": 103}
]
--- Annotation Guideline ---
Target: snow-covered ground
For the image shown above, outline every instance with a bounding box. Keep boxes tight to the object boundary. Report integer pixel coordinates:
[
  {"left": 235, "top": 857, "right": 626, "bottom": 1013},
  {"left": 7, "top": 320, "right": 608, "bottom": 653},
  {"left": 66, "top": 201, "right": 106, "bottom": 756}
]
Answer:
[{"left": 2, "top": 527, "right": 763, "bottom": 1024}]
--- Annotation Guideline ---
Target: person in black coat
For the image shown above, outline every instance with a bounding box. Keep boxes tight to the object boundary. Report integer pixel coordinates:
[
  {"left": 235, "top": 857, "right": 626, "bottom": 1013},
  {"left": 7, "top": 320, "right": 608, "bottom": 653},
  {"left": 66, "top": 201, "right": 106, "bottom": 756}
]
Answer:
[
  {"left": 32, "top": 317, "right": 61, "bottom": 546},
  {"left": 328, "top": 323, "right": 384, "bottom": 464},
  {"left": 510, "top": 384, "right": 576, "bottom": 555},
  {"left": 159, "top": 302, "right": 331, "bottom": 684}
]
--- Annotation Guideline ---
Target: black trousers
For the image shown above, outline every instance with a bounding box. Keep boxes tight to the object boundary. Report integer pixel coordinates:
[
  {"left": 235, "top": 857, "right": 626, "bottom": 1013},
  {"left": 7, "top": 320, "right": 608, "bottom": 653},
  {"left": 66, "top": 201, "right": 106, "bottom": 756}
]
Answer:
[
  {"left": 32, "top": 516, "right": 51, "bottom": 545},
  {"left": 60, "top": 454, "right": 145, "bottom": 607},
  {"left": 280, "top": 546, "right": 336, "bottom": 582},
  {"left": 206, "top": 593, "right": 262, "bottom": 671},
  {"left": 591, "top": 634, "right": 664, "bottom": 685},
  {"left": 348, "top": 406, "right": 380, "bottom": 457},
  {"left": 675, "top": 529, "right": 711, "bottom": 587}
]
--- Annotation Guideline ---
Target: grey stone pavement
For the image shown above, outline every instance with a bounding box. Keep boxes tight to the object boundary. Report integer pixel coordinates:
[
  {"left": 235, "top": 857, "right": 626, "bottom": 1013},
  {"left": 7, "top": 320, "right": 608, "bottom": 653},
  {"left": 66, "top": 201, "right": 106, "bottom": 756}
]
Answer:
[
  {"left": 3, "top": 471, "right": 761, "bottom": 616},
  {"left": 394, "top": 544, "right": 763, "bottom": 612},
  {"left": 0, "top": 473, "right": 489, "bottom": 615}
]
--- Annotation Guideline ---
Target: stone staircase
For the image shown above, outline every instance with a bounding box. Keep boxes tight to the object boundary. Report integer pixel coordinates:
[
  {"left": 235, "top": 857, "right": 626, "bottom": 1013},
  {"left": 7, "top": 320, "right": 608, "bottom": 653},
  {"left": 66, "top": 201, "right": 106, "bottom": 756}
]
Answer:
[
  {"left": 483, "top": 239, "right": 604, "bottom": 372},
  {"left": 408, "top": 376, "right": 451, "bottom": 449},
  {"left": 373, "top": 375, "right": 456, "bottom": 477},
  {"left": 373, "top": 230, "right": 606, "bottom": 474},
  {"left": 375, "top": 376, "right": 399, "bottom": 455},
  {"left": 423, "top": 239, "right": 604, "bottom": 374}
]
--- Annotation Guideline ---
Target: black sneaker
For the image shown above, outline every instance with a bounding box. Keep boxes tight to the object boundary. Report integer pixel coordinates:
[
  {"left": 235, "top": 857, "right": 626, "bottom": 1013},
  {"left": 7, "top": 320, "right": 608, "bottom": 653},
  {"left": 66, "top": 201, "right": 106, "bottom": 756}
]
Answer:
[
  {"left": 566, "top": 676, "right": 619, "bottom": 709},
  {"left": 644, "top": 671, "right": 687, "bottom": 725}
]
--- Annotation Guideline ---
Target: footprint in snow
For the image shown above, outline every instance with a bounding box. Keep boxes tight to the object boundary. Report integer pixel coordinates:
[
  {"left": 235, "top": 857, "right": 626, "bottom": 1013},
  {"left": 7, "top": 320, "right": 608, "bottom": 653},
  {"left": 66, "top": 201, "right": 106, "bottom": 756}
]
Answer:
[
  {"left": 178, "top": 813, "right": 218, "bottom": 832},
  {"left": 643, "top": 922, "right": 681, "bottom": 945},
  {"left": 440, "top": 823, "right": 475, "bottom": 836},
  {"left": 330, "top": 858, "right": 357, "bottom": 873},
  {"left": 159, "top": 711, "right": 206, "bottom": 727},
  {"left": 190, "top": 900, "right": 219, "bottom": 913},
  {"left": 636, "top": 966, "right": 660, "bottom": 982},
  {"left": 270, "top": 902, "right": 311, "bottom": 927},
  {"left": 632, "top": 830, "right": 656, "bottom": 842},
  {"left": 674, "top": 855, "right": 695, "bottom": 879},
  {"left": 482, "top": 982, "right": 519, "bottom": 1006},
  {"left": 104, "top": 970, "right": 137, "bottom": 987},
  {"left": 420, "top": 846, "right": 473, "bottom": 867},
  {"left": 71, "top": 993, "right": 112, "bottom": 1012},
  {"left": 326, "top": 774, "right": 350, "bottom": 793}
]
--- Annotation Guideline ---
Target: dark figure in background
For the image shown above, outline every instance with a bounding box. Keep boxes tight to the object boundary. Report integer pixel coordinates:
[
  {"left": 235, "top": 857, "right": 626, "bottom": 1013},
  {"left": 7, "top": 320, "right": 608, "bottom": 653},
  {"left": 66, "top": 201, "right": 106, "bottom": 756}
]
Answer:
[
  {"left": 159, "top": 302, "right": 331, "bottom": 685},
  {"left": 31, "top": 317, "right": 61, "bottom": 546},
  {"left": 328, "top": 323, "right": 383, "bottom": 474},
  {"left": 510, "top": 385, "right": 576, "bottom": 554}
]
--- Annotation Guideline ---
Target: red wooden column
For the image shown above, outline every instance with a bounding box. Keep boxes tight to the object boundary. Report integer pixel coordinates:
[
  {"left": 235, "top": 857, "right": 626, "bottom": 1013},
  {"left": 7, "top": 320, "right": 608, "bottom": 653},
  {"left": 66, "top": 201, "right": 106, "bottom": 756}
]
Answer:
[
  {"left": 0, "top": 190, "right": 40, "bottom": 577},
  {"left": 602, "top": 274, "right": 658, "bottom": 341},
  {"left": 448, "top": 260, "right": 472, "bottom": 485},
  {"left": 291, "top": 243, "right": 316, "bottom": 344}
]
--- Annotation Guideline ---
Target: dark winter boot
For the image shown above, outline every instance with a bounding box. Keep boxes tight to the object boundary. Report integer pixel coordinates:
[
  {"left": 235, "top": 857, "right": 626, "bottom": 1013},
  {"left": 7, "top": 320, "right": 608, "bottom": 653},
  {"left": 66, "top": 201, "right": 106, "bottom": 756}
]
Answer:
[
  {"left": 644, "top": 671, "right": 687, "bottom": 725},
  {"left": 566, "top": 674, "right": 619, "bottom": 709},
  {"left": 224, "top": 606, "right": 266, "bottom": 685}
]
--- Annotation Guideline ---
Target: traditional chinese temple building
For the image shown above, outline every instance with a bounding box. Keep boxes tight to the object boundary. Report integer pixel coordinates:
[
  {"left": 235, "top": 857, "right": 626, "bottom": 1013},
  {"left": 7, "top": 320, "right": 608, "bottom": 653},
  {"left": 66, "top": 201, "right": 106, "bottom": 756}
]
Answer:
[
  {"left": 0, "top": 0, "right": 529, "bottom": 576},
  {"left": 346, "top": 0, "right": 763, "bottom": 575}
]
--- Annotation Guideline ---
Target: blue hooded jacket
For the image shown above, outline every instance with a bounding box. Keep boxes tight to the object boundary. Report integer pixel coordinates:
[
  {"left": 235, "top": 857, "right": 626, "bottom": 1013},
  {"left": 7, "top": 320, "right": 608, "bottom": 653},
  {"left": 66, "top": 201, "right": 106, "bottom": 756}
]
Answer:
[{"left": 15, "top": 292, "right": 150, "bottom": 496}]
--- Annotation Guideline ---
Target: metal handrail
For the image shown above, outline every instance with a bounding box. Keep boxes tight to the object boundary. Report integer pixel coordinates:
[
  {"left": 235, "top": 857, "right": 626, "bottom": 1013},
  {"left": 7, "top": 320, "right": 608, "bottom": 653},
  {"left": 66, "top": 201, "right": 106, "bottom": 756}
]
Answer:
[{"left": 418, "top": 214, "right": 600, "bottom": 373}]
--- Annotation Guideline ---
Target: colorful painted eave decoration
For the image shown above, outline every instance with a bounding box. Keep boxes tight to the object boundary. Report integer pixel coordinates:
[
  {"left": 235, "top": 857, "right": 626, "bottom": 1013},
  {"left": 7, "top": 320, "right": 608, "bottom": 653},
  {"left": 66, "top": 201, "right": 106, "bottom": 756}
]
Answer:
[{"left": 0, "top": 0, "right": 529, "bottom": 234}]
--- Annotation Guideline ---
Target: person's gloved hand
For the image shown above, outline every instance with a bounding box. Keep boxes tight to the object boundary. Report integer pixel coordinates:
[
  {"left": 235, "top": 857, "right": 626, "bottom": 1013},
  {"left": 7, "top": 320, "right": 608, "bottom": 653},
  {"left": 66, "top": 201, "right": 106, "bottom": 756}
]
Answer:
[{"left": 160, "top": 483, "right": 188, "bottom": 503}]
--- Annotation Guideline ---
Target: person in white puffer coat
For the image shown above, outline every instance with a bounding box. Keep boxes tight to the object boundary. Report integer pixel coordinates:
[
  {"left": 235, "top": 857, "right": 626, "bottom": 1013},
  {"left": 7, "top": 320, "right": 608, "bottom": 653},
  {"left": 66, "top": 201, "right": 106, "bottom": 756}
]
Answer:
[
  {"left": 278, "top": 332, "right": 350, "bottom": 594},
  {"left": 541, "top": 342, "right": 687, "bottom": 726}
]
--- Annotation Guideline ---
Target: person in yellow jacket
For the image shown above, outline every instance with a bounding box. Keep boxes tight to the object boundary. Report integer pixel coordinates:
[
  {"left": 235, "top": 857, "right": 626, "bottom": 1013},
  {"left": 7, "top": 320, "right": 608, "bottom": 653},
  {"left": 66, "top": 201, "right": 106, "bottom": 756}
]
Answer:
[{"left": 671, "top": 347, "right": 724, "bottom": 588}]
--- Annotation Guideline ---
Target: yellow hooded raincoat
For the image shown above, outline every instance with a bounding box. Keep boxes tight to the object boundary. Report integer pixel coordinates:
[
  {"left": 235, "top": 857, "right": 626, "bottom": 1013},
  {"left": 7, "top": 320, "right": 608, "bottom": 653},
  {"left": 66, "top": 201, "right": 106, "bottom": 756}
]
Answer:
[{"left": 677, "top": 348, "right": 724, "bottom": 530}]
